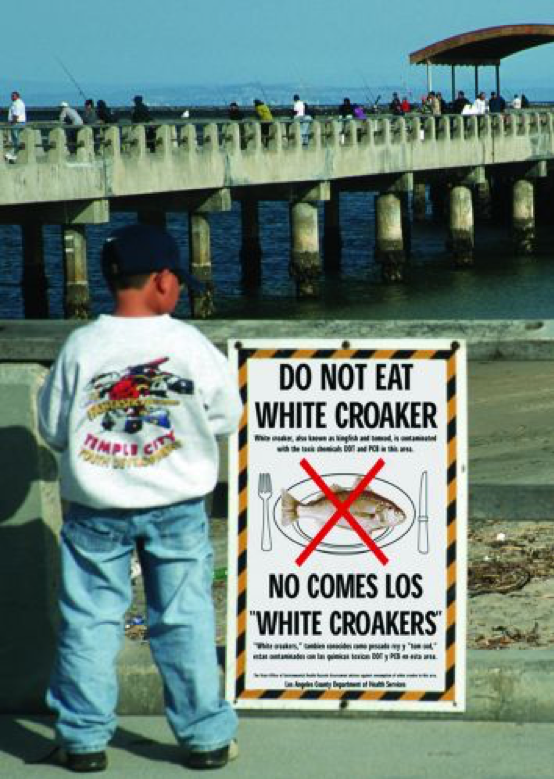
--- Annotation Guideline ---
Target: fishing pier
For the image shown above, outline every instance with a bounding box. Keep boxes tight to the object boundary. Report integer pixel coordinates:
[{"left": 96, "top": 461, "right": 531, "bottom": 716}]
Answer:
[{"left": 1, "top": 110, "right": 553, "bottom": 318}]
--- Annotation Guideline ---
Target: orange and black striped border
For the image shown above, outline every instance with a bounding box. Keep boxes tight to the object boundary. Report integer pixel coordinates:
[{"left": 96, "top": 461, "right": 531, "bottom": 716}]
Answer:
[{"left": 234, "top": 345, "right": 459, "bottom": 706}]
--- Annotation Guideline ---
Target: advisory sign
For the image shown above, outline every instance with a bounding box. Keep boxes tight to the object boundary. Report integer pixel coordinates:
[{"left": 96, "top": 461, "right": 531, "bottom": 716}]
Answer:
[{"left": 226, "top": 340, "right": 467, "bottom": 712}]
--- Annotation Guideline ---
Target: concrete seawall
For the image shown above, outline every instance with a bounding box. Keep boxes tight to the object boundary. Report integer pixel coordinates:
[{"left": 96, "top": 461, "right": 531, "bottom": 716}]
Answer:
[{"left": 0, "top": 318, "right": 553, "bottom": 361}]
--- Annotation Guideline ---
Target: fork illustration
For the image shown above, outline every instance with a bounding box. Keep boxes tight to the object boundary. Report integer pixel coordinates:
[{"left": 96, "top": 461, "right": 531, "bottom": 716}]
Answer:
[{"left": 258, "top": 472, "right": 273, "bottom": 551}]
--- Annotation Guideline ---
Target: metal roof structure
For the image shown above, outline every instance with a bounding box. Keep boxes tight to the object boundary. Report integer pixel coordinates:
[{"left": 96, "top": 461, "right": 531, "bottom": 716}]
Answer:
[
  {"left": 409, "top": 24, "right": 554, "bottom": 97},
  {"left": 410, "top": 24, "right": 554, "bottom": 66}
]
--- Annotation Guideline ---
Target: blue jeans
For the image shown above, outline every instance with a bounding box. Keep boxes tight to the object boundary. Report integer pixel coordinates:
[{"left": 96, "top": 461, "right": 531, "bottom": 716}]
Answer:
[
  {"left": 10, "top": 123, "right": 23, "bottom": 151},
  {"left": 47, "top": 499, "right": 237, "bottom": 754},
  {"left": 298, "top": 116, "right": 312, "bottom": 145}
]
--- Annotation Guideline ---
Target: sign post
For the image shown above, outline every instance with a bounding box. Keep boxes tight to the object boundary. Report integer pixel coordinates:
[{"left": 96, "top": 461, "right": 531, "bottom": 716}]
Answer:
[{"left": 226, "top": 339, "right": 467, "bottom": 712}]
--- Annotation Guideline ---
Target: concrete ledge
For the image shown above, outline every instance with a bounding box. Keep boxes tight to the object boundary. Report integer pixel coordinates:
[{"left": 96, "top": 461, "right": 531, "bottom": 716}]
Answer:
[
  {"left": 467, "top": 649, "right": 554, "bottom": 723},
  {"left": 2, "top": 319, "right": 554, "bottom": 362},
  {"left": 116, "top": 643, "right": 554, "bottom": 722},
  {"left": 0, "top": 364, "right": 62, "bottom": 713},
  {"left": 470, "top": 485, "right": 554, "bottom": 520}
]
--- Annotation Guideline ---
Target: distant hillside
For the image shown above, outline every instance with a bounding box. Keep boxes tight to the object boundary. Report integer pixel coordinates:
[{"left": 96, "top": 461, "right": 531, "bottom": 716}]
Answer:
[{"left": 5, "top": 79, "right": 553, "bottom": 108}]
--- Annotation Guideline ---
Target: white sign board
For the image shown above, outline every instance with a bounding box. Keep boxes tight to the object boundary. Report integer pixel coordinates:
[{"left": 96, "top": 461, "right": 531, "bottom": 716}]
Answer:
[{"left": 226, "top": 340, "right": 467, "bottom": 712}]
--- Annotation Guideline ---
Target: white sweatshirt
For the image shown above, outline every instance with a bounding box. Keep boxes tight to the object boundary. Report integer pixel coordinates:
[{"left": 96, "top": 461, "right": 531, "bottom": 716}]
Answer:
[{"left": 37, "top": 314, "right": 242, "bottom": 509}]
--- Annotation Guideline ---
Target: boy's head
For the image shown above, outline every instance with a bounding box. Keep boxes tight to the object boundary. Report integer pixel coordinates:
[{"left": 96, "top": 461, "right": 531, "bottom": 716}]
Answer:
[{"left": 101, "top": 224, "right": 202, "bottom": 315}]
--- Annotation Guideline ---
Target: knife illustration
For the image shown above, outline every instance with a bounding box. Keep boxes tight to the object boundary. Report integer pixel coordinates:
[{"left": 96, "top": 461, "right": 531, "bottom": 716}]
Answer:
[{"left": 417, "top": 470, "right": 429, "bottom": 554}]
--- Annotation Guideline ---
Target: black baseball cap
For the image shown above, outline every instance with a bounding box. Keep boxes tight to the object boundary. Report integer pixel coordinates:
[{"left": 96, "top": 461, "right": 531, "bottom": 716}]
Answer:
[{"left": 101, "top": 224, "right": 204, "bottom": 291}]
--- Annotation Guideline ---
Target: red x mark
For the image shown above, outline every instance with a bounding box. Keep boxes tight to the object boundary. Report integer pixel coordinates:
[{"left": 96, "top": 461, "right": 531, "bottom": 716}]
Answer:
[{"left": 295, "top": 457, "right": 389, "bottom": 567}]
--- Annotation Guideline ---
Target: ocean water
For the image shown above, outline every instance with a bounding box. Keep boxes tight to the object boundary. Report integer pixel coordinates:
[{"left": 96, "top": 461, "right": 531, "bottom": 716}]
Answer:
[{"left": 0, "top": 192, "right": 553, "bottom": 320}]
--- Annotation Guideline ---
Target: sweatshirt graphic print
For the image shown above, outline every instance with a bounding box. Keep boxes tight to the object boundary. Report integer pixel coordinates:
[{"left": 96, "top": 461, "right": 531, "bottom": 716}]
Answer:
[{"left": 81, "top": 357, "right": 193, "bottom": 470}]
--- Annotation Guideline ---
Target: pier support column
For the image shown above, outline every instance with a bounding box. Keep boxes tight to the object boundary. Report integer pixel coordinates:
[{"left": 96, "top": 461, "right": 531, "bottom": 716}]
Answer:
[
  {"left": 323, "top": 191, "right": 342, "bottom": 271},
  {"left": 188, "top": 212, "right": 214, "bottom": 318},
  {"left": 448, "top": 186, "right": 474, "bottom": 266},
  {"left": 62, "top": 225, "right": 90, "bottom": 319},
  {"left": 21, "top": 221, "right": 48, "bottom": 319},
  {"left": 240, "top": 199, "right": 262, "bottom": 288},
  {"left": 413, "top": 182, "right": 427, "bottom": 222},
  {"left": 512, "top": 179, "right": 535, "bottom": 255},
  {"left": 289, "top": 201, "right": 321, "bottom": 297},
  {"left": 375, "top": 193, "right": 405, "bottom": 282}
]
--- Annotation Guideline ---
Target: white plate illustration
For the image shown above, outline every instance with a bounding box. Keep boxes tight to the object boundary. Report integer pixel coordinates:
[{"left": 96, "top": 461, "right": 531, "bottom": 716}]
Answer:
[{"left": 273, "top": 473, "right": 415, "bottom": 555}]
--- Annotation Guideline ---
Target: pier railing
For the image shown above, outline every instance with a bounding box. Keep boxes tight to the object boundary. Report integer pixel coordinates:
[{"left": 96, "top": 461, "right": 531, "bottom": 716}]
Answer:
[{"left": 0, "top": 111, "right": 552, "bottom": 206}]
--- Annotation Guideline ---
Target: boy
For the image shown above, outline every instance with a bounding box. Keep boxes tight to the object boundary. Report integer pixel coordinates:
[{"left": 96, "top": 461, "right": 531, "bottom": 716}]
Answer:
[{"left": 37, "top": 224, "right": 241, "bottom": 772}]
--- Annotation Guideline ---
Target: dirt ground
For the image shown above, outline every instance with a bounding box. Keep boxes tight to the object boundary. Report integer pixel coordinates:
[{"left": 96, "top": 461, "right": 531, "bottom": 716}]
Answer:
[
  {"left": 467, "top": 519, "right": 554, "bottom": 649},
  {"left": 125, "top": 519, "right": 554, "bottom": 651}
]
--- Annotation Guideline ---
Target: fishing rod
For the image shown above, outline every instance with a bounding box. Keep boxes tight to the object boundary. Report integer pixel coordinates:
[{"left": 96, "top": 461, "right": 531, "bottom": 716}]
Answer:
[
  {"left": 292, "top": 67, "right": 320, "bottom": 108},
  {"left": 292, "top": 64, "right": 305, "bottom": 96},
  {"left": 256, "top": 82, "right": 270, "bottom": 105},
  {"left": 214, "top": 84, "right": 228, "bottom": 107},
  {"left": 55, "top": 56, "right": 87, "bottom": 102}
]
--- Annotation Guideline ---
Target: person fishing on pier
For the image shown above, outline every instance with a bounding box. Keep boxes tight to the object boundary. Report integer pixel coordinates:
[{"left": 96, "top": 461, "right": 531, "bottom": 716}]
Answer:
[
  {"left": 488, "top": 91, "right": 506, "bottom": 114},
  {"left": 453, "top": 90, "right": 470, "bottom": 114},
  {"left": 96, "top": 99, "right": 116, "bottom": 124},
  {"left": 389, "top": 92, "right": 403, "bottom": 116},
  {"left": 338, "top": 97, "right": 354, "bottom": 144},
  {"left": 254, "top": 98, "right": 273, "bottom": 146},
  {"left": 228, "top": 101, "right": 244, "bottom": 120},
  {"left": 131, "top": 95, "right": 155, "bottom": 151},
  {"left": 82, "top": 99, "right": 98, "bottom": 125},
  {"left": 473, "top": 92, "right": 487, "bottom": 115},
  {"left": 59, "top": 101, "right": 84, "bottom": 153},
  {"left": 131, "top": 95, "right": 152, "bottom": 123},
  {"left": 292, "top": 93, "right": 311, "bottom": 145},
  {"left": 228, "top": 102, "right": 246, "bottom": 149},
  {"left": 6, "top": 90, "right": 26, "bottom": 161},
  {"left": 59, "top": 101, "right": 84, "bottom": 126},
  {"left": 339, "top": 97, "right": 353, "bottom": 118}
]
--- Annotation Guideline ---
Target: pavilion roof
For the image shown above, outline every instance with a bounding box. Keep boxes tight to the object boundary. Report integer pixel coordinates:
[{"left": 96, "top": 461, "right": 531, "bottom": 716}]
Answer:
[{"left": 409, "top": 24, "right": 554, "bottom": 66}]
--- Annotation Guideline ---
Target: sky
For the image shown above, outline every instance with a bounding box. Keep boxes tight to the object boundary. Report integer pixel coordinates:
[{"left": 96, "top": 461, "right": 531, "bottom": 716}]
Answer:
[{"left": 6, "top": 0, "right": 554, "bottom": 100}]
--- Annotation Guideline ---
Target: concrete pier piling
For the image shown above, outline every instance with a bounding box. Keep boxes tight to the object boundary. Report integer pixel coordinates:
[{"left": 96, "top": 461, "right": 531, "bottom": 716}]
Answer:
[
  {"left": 240, "top": 199, "right": 263, "bottom": 288},
  {"left": 449, "top": 185, "right": 474, "bottom": 266},
  {"left": 289, "top": 200, "right": 321, "bottom": 297},
  {"left": 61, "top": 225, "right": 90, "bottom": 319},
  {"left": 375, "top": 193, "right": 405, "bottom": 282},
  {"left": 188, "top": 212, "right": 215, "bottom": 318},
  {"left": 512, "top": 179, "right": 535, "bottom": 255},
  {"left": 21, "top": 221, "right": 48, "bottom": 319},
  {"left": 323, "top": 192, "right": 342, "bottom": 271}
]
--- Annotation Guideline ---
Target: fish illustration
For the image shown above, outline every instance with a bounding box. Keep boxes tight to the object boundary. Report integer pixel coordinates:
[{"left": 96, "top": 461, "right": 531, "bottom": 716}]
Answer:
[{"left": 281, "top": 479, "right": 406, "bottom": 535}]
